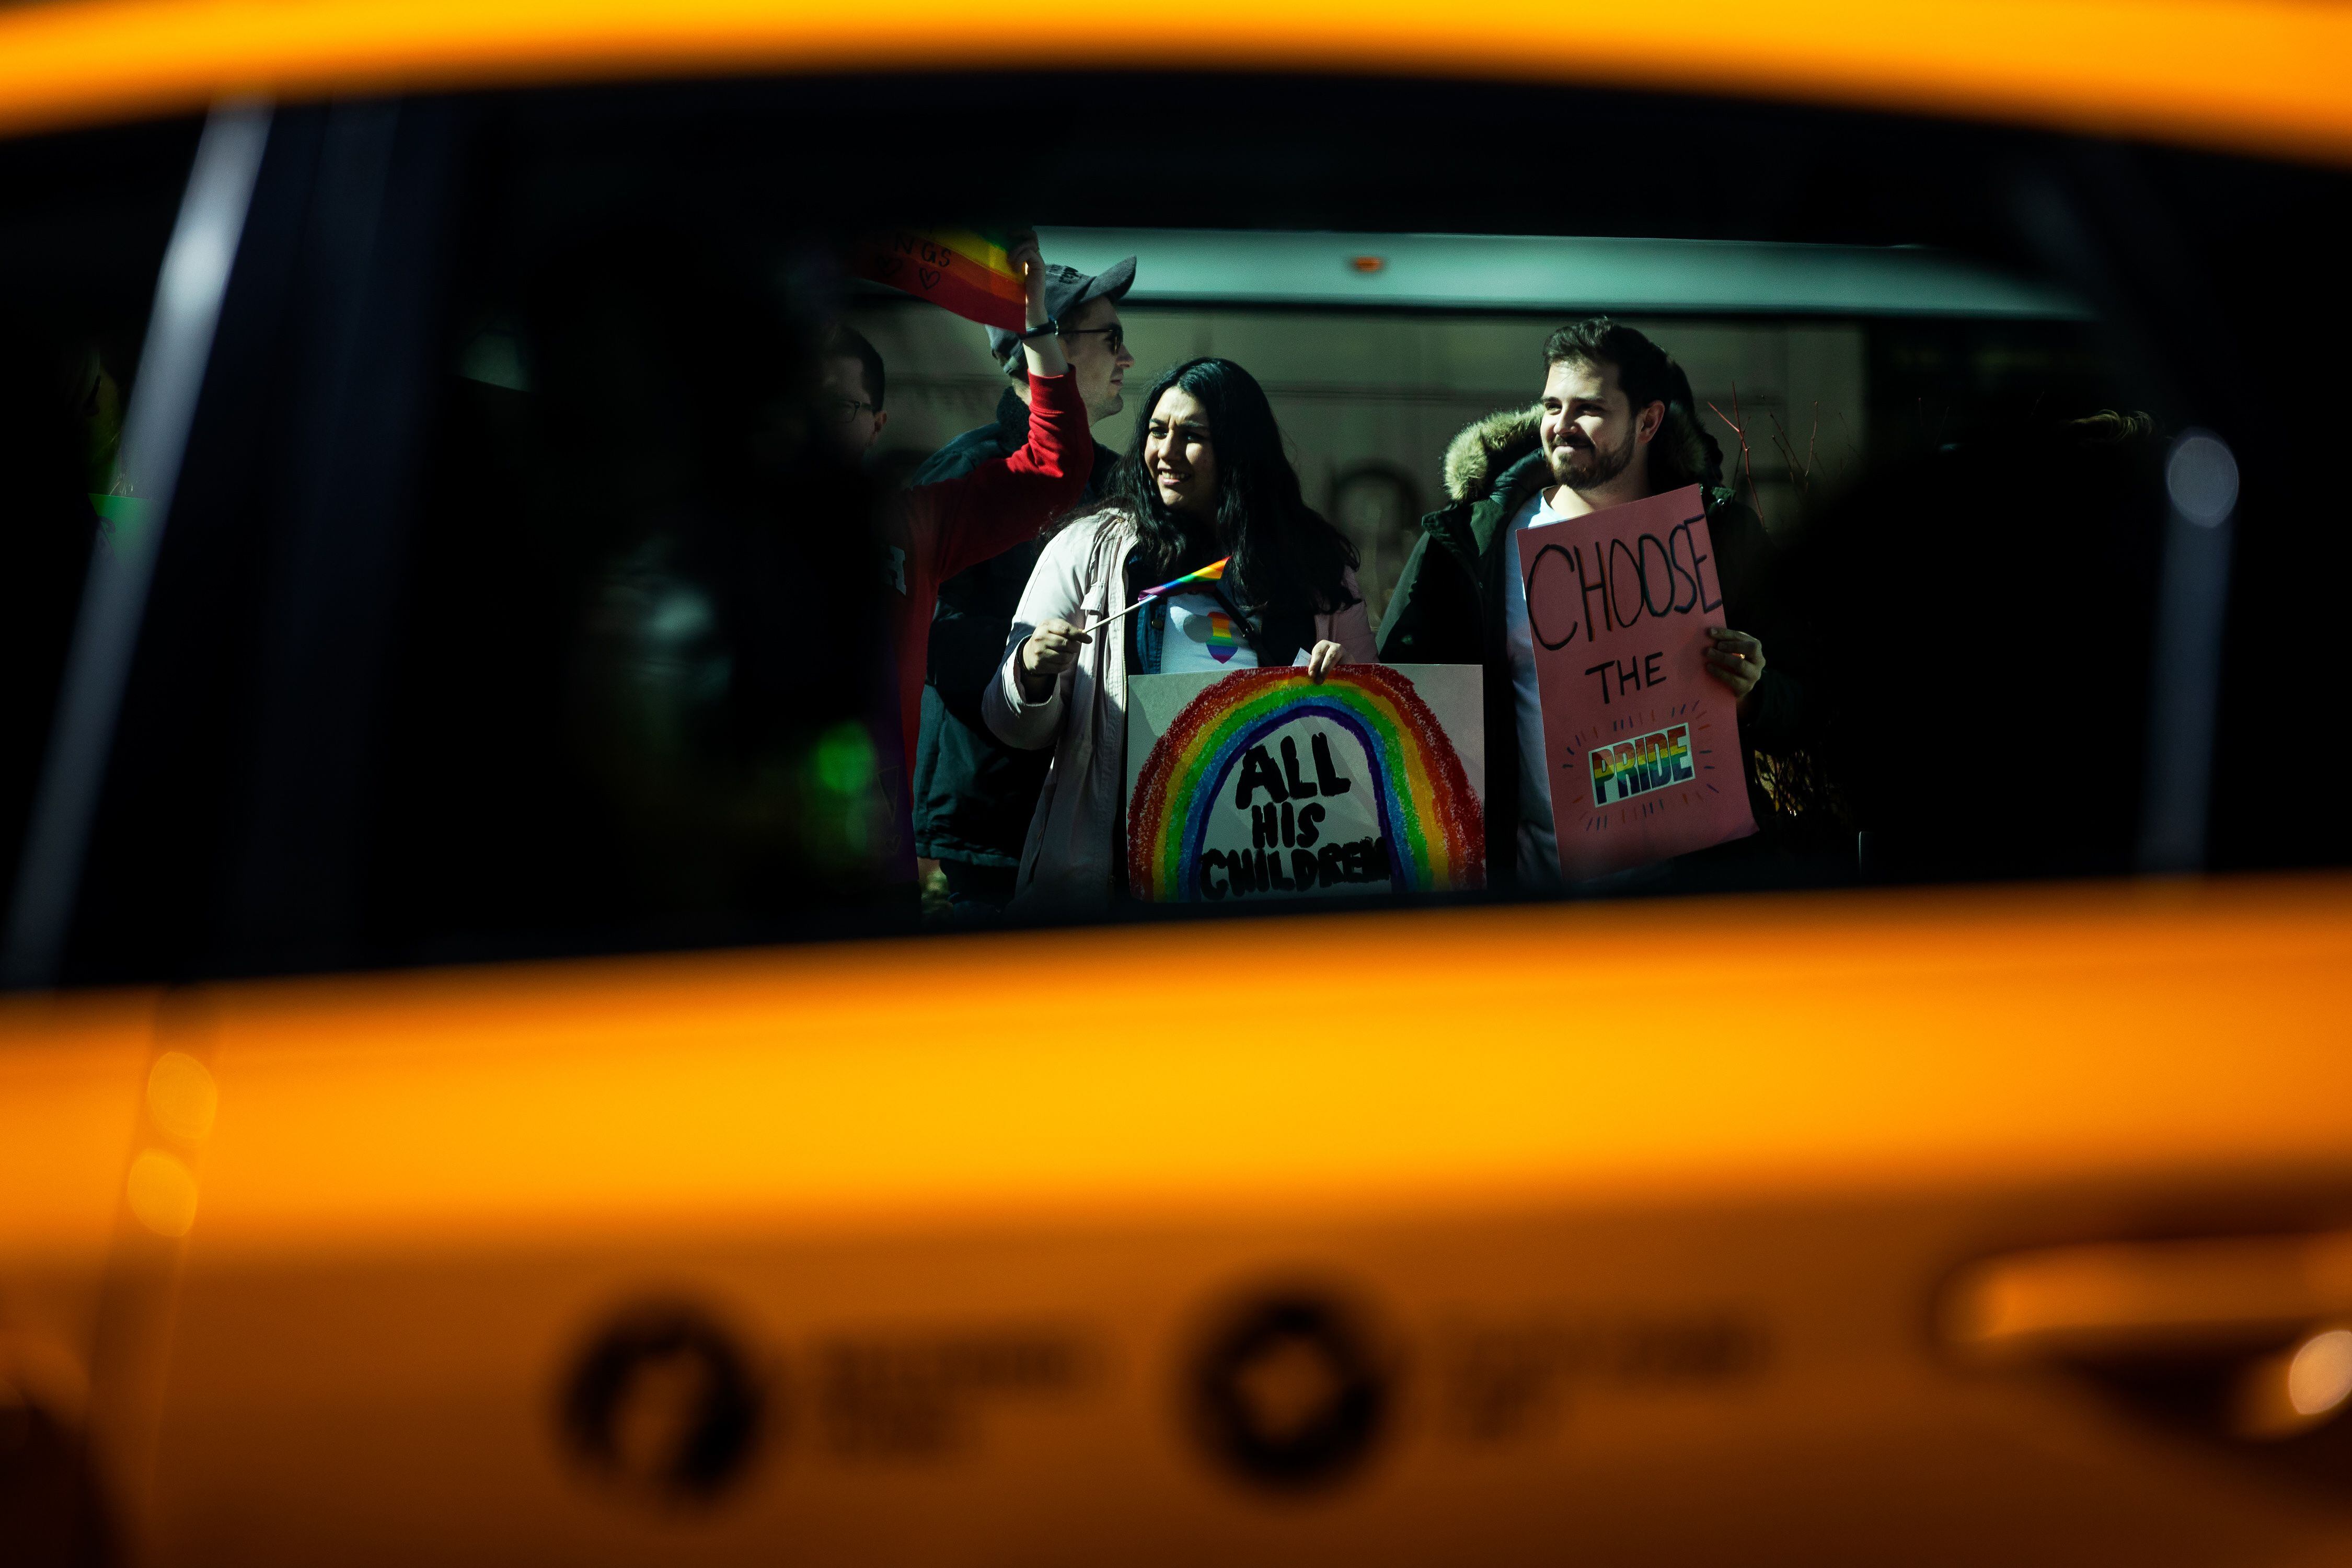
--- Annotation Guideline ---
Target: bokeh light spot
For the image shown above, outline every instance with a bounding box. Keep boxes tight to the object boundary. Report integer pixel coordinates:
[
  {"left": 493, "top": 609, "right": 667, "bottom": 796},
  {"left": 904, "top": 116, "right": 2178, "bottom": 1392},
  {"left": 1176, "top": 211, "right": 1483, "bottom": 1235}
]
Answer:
[
  {"left": 813, "top": 723, "right": 875, "bottom": 795},
  {"left": 2287, "top": 1328, "right": 2352, "bottom": 1417},
  {"left": 125, "top": 1149, "right": 199, "bottom": 1237},
  {"left": 146, "top": 1051, "right": 218, "bottom": 1143}
]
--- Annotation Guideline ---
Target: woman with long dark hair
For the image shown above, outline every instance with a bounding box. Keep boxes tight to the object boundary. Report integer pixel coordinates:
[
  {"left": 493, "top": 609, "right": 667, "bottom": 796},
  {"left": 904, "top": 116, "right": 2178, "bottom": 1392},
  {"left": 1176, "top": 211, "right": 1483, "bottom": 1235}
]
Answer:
[{"left": 984, "top": 356, "right": 1376, "bottom": 908}]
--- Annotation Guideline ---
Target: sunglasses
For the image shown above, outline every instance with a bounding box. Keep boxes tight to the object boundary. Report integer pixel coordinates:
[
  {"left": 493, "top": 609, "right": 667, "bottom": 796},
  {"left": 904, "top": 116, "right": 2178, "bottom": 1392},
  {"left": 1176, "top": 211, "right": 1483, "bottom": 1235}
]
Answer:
[{"left": 1060, "top": 324, "right": 1126, "bottom": 355}]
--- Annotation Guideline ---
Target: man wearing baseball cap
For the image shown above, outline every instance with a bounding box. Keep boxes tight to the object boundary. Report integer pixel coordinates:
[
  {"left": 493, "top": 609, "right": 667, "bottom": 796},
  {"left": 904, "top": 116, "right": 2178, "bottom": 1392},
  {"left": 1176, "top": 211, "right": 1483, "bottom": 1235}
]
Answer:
[{"left": 910, "top": 253, "right": 1137, "bottom": 919}]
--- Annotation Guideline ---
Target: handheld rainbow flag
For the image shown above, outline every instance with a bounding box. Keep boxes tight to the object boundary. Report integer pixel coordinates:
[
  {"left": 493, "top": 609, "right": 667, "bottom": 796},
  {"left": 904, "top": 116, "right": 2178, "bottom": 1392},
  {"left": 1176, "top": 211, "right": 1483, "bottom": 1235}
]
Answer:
[
  {"left": 847, "top": 227, "right": 1027, "bottom": 330},
  {"left": 1082, "top": 558, "right": 1235, "bottom": 638},
  {"left": 1138, "top": 558, "right": 1230, "bottom": 599}
]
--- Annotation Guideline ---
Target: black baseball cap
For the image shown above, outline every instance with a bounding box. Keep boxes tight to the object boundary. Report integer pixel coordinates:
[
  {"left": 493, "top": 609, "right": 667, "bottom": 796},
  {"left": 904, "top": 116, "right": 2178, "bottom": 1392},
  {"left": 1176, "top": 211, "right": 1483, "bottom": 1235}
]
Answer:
[{"left": 988, "top": 256, "right": 1136, "bottom": 366}]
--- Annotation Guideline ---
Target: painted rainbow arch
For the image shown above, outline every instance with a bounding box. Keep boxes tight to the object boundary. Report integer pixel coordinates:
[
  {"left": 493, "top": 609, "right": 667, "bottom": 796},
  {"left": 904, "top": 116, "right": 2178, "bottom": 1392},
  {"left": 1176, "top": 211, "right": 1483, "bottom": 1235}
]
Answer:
[{"left": 1128, "top": 665, "right": 1484, "bottom": 901}]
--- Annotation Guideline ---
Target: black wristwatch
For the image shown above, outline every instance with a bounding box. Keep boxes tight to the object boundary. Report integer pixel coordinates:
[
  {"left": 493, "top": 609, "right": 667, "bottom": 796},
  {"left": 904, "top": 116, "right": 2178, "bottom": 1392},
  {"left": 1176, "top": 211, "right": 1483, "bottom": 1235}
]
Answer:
[{"left": 1016, "top": 318, "right": 1060, "bottom": 341}]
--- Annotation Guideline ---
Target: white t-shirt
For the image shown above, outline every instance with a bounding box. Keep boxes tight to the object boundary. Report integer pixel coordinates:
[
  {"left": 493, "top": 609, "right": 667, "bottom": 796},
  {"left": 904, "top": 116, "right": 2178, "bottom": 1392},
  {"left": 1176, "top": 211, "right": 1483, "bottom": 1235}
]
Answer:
[
  {"left": 1154, "top": 592, "right": 1259, "bottom": 674},
  {"left": 1501, "top": 489, "right": 1572, "bottom": 890}
]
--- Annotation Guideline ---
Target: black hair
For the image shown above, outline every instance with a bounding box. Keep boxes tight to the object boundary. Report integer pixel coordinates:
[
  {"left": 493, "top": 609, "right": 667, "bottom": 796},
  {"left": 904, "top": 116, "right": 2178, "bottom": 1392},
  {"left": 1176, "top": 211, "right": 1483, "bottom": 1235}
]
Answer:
[
  {"left": 1079, "top": 356, "right": 1357, "bottom": 626},
  {"left": 1542, "top": 318, "right": 1723, "bottom": 493},
  {"left": 823, "top": 323, "right": 886, "bottom": 410}
]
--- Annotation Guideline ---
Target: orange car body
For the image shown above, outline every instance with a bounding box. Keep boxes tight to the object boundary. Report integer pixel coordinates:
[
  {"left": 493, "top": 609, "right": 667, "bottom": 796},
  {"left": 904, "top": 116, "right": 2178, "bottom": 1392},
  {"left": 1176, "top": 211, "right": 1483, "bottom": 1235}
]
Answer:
[{"left": 1, "top": 0, "right": 2351, "bottom": 163}]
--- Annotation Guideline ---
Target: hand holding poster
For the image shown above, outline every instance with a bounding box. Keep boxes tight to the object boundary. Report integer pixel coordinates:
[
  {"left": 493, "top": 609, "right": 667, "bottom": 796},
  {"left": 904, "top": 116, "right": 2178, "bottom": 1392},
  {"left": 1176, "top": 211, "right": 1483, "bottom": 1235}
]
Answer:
[
  {"left": 1125, "top": 665, "right": 1485, "bottom": 903},
  {"left": 1519, "top": 483, "right": 1757, "bottom": 881}
]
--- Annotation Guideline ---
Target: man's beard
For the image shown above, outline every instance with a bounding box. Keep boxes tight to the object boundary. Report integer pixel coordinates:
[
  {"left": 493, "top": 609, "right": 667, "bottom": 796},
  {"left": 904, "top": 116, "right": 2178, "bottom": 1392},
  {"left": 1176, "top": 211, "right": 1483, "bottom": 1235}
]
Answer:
[{"left": 1547, "top": 427, "right": 1636, "bottom": 492}]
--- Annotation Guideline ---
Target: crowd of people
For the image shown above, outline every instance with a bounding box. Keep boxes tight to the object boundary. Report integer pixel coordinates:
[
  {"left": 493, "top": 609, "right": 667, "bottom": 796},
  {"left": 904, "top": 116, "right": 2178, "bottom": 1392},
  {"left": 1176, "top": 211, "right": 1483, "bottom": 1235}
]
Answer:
[
  {"left": 0, "top": 224, "right": 2173, "bottom": 959},
  {"left": 0, "top": 185, "right": 2185, "bottom": 975},
  {"left": 823, "top": 238, "right": 1789, "bottom": 919}
]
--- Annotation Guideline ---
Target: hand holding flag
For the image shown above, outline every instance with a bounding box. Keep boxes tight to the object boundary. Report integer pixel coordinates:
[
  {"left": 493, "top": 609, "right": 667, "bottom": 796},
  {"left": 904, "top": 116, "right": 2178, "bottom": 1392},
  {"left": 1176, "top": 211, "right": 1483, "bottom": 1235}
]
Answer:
[
  {"left": 1010, "top": 230, "right": 1046, "bottom": 318},
  {"left": 1016, "top": 614, "right": 1092, "bottom": 700},
  {"left": 1016, "top": 560, "right": 1242, "bottom": 701},
  {"left": 1006, "top": 232, "right": 1068, "bottom": 379}
]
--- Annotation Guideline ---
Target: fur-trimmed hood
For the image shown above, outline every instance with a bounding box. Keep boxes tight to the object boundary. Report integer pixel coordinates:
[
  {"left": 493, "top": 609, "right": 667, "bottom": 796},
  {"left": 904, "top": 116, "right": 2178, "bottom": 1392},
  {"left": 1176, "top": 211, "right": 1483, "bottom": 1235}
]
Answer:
[{"left": 1442, "top": 403, "right": 1544, "bottom": 503}]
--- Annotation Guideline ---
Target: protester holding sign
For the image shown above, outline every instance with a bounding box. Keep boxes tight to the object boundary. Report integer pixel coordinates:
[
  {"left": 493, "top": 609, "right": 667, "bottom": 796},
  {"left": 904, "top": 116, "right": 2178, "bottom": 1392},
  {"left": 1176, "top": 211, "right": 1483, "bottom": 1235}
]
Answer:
[
  {"left": 1378, "top": 319, "right": 1803, "bottom": 889},
  {"left": 984, "top": 358, "right": 1377, "bottom": 909},
  {"left": 1124, "top": 662, "right": 1487, "bottom": 904}
]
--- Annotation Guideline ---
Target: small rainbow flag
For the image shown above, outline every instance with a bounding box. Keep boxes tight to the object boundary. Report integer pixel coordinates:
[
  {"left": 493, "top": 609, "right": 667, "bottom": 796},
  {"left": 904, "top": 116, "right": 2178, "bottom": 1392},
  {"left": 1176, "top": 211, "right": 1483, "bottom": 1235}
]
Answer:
[
  {"left": 1139, "top": 558, "right": 1230, "bottom": 599},
  {"left": 848, "top": 227, "right": 1027, "bottom": 331}
]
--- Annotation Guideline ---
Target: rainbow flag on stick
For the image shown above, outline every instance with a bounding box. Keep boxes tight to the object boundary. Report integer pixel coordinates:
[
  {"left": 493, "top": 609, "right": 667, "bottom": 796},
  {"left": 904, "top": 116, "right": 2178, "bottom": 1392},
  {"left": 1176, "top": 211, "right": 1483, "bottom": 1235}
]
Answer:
[
  {"left": 1139, "top": 558, "right": 1229, "bottom": 598},
  {"left": 847, "top": 227, "right": 1027, "bottom": 330},
  {"left": 1085, "top": 559, "right": 1233, "bottom": 637}
]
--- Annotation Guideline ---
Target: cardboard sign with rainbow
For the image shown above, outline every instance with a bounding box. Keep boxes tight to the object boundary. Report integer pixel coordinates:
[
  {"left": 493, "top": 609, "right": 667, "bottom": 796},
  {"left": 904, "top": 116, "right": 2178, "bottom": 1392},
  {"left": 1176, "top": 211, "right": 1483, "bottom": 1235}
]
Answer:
[{"left": 1125, "top": 665, "right": 1486, "bottom": 903}]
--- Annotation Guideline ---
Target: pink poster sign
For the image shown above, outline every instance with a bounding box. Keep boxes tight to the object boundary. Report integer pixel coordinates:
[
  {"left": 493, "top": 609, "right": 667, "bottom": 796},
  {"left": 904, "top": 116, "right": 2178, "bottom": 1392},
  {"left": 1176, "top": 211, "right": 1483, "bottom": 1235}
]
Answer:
[{"left": 1518, "top": 482, "right": 1757, "bottom": 881}]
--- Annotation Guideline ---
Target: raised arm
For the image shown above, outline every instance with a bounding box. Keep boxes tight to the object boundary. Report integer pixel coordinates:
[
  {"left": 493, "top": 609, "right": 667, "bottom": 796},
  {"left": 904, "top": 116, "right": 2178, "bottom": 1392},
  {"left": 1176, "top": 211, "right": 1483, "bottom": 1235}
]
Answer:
[
  {"left": 916, "top": 235, "right": 1092, "bottom": 581},
  {"left": 1008, "top": 232, "right": 1067, "bottom": 382}
]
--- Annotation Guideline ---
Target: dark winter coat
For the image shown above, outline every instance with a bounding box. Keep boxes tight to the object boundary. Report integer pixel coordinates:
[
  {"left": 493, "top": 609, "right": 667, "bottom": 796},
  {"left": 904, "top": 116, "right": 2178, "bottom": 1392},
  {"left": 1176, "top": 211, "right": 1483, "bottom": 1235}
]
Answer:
[{"left": 1376, "top": 406, "right": 1803, "bottom": 888}]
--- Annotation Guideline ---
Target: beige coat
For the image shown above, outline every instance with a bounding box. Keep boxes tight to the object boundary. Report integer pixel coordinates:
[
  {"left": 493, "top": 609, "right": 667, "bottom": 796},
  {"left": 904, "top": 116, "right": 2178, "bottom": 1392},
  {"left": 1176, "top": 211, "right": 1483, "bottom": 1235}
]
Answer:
[{"left": 984, "top": 514, "right": 1378, "bottom": 912}]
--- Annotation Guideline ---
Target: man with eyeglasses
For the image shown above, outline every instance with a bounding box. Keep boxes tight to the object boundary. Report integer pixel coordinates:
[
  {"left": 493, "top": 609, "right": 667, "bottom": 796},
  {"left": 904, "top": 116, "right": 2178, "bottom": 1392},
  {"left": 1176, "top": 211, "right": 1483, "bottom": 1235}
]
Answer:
[
  {"left": 910, "top": 256, "right": 1138, "bottom": 919},
  {"left": 818, "top": 322, "right": 891, "bottom": 462}
]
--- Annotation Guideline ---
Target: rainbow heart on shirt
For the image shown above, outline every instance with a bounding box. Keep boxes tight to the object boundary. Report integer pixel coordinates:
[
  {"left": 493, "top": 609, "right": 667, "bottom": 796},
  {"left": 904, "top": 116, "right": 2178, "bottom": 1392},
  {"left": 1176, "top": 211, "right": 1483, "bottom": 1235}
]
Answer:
[{"left": 1204, "top": 610, "right": 1240, "bottom": 663}]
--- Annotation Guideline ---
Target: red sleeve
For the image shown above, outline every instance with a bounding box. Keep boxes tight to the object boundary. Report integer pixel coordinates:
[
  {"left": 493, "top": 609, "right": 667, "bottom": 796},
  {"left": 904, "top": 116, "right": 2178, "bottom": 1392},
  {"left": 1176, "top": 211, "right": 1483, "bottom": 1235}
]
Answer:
[{"left": 909, "top": 368, "right": 1094, "bottom": 584}]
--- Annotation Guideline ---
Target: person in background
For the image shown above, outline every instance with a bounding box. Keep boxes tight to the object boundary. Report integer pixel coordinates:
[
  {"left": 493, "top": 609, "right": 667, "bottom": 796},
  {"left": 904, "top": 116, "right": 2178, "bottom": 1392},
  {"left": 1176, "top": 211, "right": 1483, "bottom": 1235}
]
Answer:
[
  {"left": 1377, "top": 318, "right": 1797, "bottom": 892},
  {"left": 909, "top": 255, "right": 1136, "bottom": 919},
  {"left": 818, "top": 322, "right": 890, "bottom": 463},
  {"left": 984, "top": 356, "right": 1375, "bottom": 910}
]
